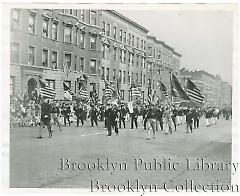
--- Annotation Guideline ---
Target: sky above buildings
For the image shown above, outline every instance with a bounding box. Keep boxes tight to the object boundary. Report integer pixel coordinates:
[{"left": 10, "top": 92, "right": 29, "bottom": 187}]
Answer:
[{"left": 119, "top": 8, "right": 233, "bottom": 84}]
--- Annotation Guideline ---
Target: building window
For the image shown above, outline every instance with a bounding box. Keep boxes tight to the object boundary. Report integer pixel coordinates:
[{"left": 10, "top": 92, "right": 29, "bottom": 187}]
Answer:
[
  {"left": 79, "top": 57, "right": 84, "bottom": 72},
  {"left": 73, "top": 9, "right": 78, "bottom": 17},
  {"left": 28, "top": 46, "right": 35, "bottom": 65},
  {"left": 123, "top": 71, "right": 126, "bottom": 83},
  {"left": 106, "top": 68, "right": 110, "bottom": 81},
  {"left": 123, "top": 32, "right": 126, "bottom": 43},
  {"left": 128, "top": 90, "right": 131, "bottom": 102},
  {"left": 143, "top": 75, "right": 146, "bottom": 85},
  {"left": 52, "top": 51, "right": 57, "bottom": 69},
  {"left": 80, "top": 31, "right": 85, "bottom": 48},
  {"left": 80, "top": 9, "right": 85, "bottom": 22},
  {"left": 142, "top": 57, "right": 146, "bottom": 69},
  {"left": 64, "top": 25, "right": 72, "bottom": 43},
  {"left": 42, "top": 49, "right": 48, "bottom": 67},
  {"left": 46, "top": 79, "right": 55, "bottom": 90},
  {"left": 74, "top": 54, "right": 77, "bottom": 71},
  {"left": 121, "top": 90, "right": 124, "bottom": 100},
  {"left": 101, "top": 67, "right": 105, "bottom": 80},
  {"left": 128, "top": 72, "right": 130, "bottom": 84},
  {"left": 90, "top": 59, "right": 97, "bottom": 74},
  {"left": 136, "top": 38, "right": 139, "bottom": 48},
  {"left": 119, "top": 30, "right": 122, "bottom": 42},
  {"left": 10, "top": 76, "right": 15, "bottom": 96},
  {"left": 28, "top": 12, "right": 36, "bottom": 34},
  {"left": 113, "top": 69, "right": 116, "bottom": 80},
  {"left": 136, "top": 55, "right": 139, "bottom": 67},
  {"left": 113, "top": 48, "right": 117, "bottom": 61},
  {"left": 144, "top": 41, "right": 146, "bottom": 50},
  {"left": 132, "top": 53, "right": 134, "bottom": 65},
  {"left": 52, "top": 21, "right": 58, "bottom": 40},
  {"left": 90, "top": 35, "right": 97, "bottom": 50},
  {"left": 140, "top": 73, "right": 142, "bottom": 85},
  {"left": 128, "top": 34, "right": 131, "bottom": 45},
  {"left": 11, "top": 43, "right": 20, "bottom": 63},
  {"left": 64, "top": 53, "right": 71, "bottom": 70},
  {"left": 106, "top": 24, "right": 110, "bottom": 37},
  {"left": 132, "top": 35, "right": 134, "bottom": 46},
  {"left": 119, "top": 70, "right": 122, "bottom": 82},
  {"left": 141, "top": 91, "right": 144, "bottom": 102},
  {"left": 90, "top": 10, "right": 97, "bottom": 25},
  {"left": 141, "top": 40, "right": 143, "bottom": 49},
  {"left": 42, "top": 17, "right": 49, "bottom": 38},
  {"left": 136, "top": 73, "right": 138, "bottom": 83},
  {"left": 75, "top": 28, "right": 78, "bottom": 45},
  {"left": 123, "top": 51, "right": 126, "bottom": 62},
  {"left": 102, "top": 45, "right": 107, "bottom": 59},
  {"left": 11, "top": 9, "right": 20, "bottom": 30},
  {"left": 102, "top": 22, "right": 105, "bottom": 34},
  {"left": 113, "top": 27, "right": 117, "bottom": 39}
]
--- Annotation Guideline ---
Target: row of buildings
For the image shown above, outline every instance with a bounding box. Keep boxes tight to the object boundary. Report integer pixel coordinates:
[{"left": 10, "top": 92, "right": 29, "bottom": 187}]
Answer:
[
  {"left": 10, "top": 9, "right": 181, "bottom": 103},
  {"left": 180, "top": 68, "right": 232, "bottom": 108},
  {"left": 10, "top": 9, "right": 231, "bottom": 107}
]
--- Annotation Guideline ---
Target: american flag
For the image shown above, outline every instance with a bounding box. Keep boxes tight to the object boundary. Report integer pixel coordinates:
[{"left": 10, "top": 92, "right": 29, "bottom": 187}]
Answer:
[
  {"left": 39, "top": 80, "right": 56, "bottom": 99},
  {"left": 63, "top": 82, "right": 76, "bottom": 100},
  {"left": 131, "top": 84, "right": 141, "bottom": 97},
  {"left": 79, "top": 88, "right": 89, "bottom": 99},
  {"left": 105, "top": 81, "right": 114, "bottom": 100},
  {"left": 186, "top": 79, "right": 204, "bottom": 104},
  {"left": 147, "top": 83, "right": 152, "bottom": 104},
  {"left": 160, "top": 81, "right": 169, "bottom": 98}
]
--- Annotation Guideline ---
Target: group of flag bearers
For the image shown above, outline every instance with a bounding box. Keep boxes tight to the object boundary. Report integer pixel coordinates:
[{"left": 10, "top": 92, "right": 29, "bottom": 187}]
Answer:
[{"left": 11, "top": 73, "right": 230, "bottom": 140}]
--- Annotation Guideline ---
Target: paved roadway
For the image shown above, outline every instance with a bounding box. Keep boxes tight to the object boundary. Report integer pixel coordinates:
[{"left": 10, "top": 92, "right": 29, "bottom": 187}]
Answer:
[{"left": 10, "top": 118, "right": 232, "bottom": 190}]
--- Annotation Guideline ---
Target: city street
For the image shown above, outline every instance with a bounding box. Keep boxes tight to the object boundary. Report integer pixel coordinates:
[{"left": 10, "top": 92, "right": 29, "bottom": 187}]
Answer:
[{"left": 10, "top": 118, "right": 232, "bottom": 189}]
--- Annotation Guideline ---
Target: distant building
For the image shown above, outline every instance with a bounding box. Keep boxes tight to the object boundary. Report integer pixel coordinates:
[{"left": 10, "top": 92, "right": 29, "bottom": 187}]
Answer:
[{"left": 180, "top": 68, "right": 232, "bottom": 107}]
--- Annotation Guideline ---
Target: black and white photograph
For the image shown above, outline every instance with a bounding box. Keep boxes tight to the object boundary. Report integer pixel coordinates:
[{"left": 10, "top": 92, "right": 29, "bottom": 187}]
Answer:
[{"left": 1, "top": 1, "right": 239, "bottom": 193}]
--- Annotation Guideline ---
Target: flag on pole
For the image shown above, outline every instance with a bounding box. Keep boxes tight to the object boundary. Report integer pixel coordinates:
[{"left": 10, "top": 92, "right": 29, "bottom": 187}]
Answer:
[
  {"left": 159, "top": 81, "right": 169, "bottom": 98},
  {"left": 63, "top": 82, "right": 76, "bottom": 100},
  {"left": 39, "top": 80, "right": 56, "bottom": 99},
  {"left": 104, "top": 81, "right": 114, "bottom": 101},
  {"left": 91, "top": 84, "right": 99, "bottom": 104},
  {"left": 147, "top": 82, "right": 152, "bottom": 104},
  {"left": 131, "top": 84, "right": 141, "bottom": 97},
  {"left": 79, "top": 87, "right": 89, "bottom": 99},
  {"left": 186, "top": 79, "right": 204, "bottom": 104},
  {"left": 171, "top": 74, "right": 190, "bottom": 100}
]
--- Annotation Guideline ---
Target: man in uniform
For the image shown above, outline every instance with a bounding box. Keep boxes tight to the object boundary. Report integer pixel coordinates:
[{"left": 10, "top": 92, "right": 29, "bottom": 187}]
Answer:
[
  {"left": 51, "top": 101, "right": 62, "bottom": 132},
  {"left": 119, "top": 104, "right": 128, "bottom": 129},
  {"left": 131, "top": 105, "right": 139, "bottom": 129},
  {"left": 38, "top": 99, "right": 52, "bottom": 139},
  {"left": 89, "top": 105, "right": 98, "bottom": 127}
]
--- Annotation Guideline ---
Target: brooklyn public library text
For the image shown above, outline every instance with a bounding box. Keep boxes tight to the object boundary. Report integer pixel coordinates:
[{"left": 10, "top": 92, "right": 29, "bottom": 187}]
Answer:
[
  {"left": 90, "top": 179, "right": 239, "bottom": 192},
  {"left": 60, "top": 157, "right": 239, "bottom": 174}
]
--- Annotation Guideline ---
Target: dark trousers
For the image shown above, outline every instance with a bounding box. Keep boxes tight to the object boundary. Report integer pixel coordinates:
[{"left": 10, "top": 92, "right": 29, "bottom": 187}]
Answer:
[
  {"left": 194, "top": 118, "right": 199, "bottom": 129},
  {"left": 131, "top": 116, "right": 138, "bottom": 129},
  {"left": 187, "top": 122, "right": 193, "bottom": 133},
  {"left": 143, "top": 116, "right": 147, "bottom": 130},
  {"left": 172, "top": 116, "right": 177, "bottom": 131},
  {"left": 77, "top": 117, "right": 84, "bottom": 126},
  {"left": 112, "top": 120, "right": 119, "bottom": 134},
  {"left": 119, "top": 117, "right": 125, "bottom": 128},
  {"left": 91, "top": 117, "right": 98, "bottom": 127},
  {"left": 64, "top": 115, "right": 70, "bottom": 126},
  {"left": 157, "top": 119, "right": 163, "bottom": 131},
  {"left": 106, "top": 119, "right": 112, "bottom": 135}
]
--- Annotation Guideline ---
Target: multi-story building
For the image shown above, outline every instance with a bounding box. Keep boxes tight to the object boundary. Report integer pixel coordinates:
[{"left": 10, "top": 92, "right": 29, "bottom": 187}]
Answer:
[
  {"left": 10, "top": 9, "right": 102, "bottom": 100},
  {"left": 10, "top": 9, "right": 182, "bottom": 103},
  {"left": 220, "top": 81, "right": 232, "bottom": 108},
  {"left": 180, "top": 68, "right": 232, "bottom": 107},
  {"left": 146, "top": 35, "right": 181, "bottom": 97},
  {"left": 99, "top": 10, "right": 148, "bottom": 102}
]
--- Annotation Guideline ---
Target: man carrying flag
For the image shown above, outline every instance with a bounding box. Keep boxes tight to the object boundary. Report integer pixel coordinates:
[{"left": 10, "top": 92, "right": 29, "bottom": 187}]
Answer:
[{"left": 131, "top": 83, "right": 141, "bottom": 100}]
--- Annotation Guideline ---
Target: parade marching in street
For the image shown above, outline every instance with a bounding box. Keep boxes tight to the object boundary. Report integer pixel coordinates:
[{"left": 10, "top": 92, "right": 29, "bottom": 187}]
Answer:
[{"left": 10, "top": 75, "right": 232, "bottom": 140}]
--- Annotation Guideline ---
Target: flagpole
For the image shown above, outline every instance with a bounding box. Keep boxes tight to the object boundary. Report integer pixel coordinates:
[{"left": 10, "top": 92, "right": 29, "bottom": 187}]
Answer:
[{"left": 169, "top": 69, "right": 173, "bottom": 104}]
